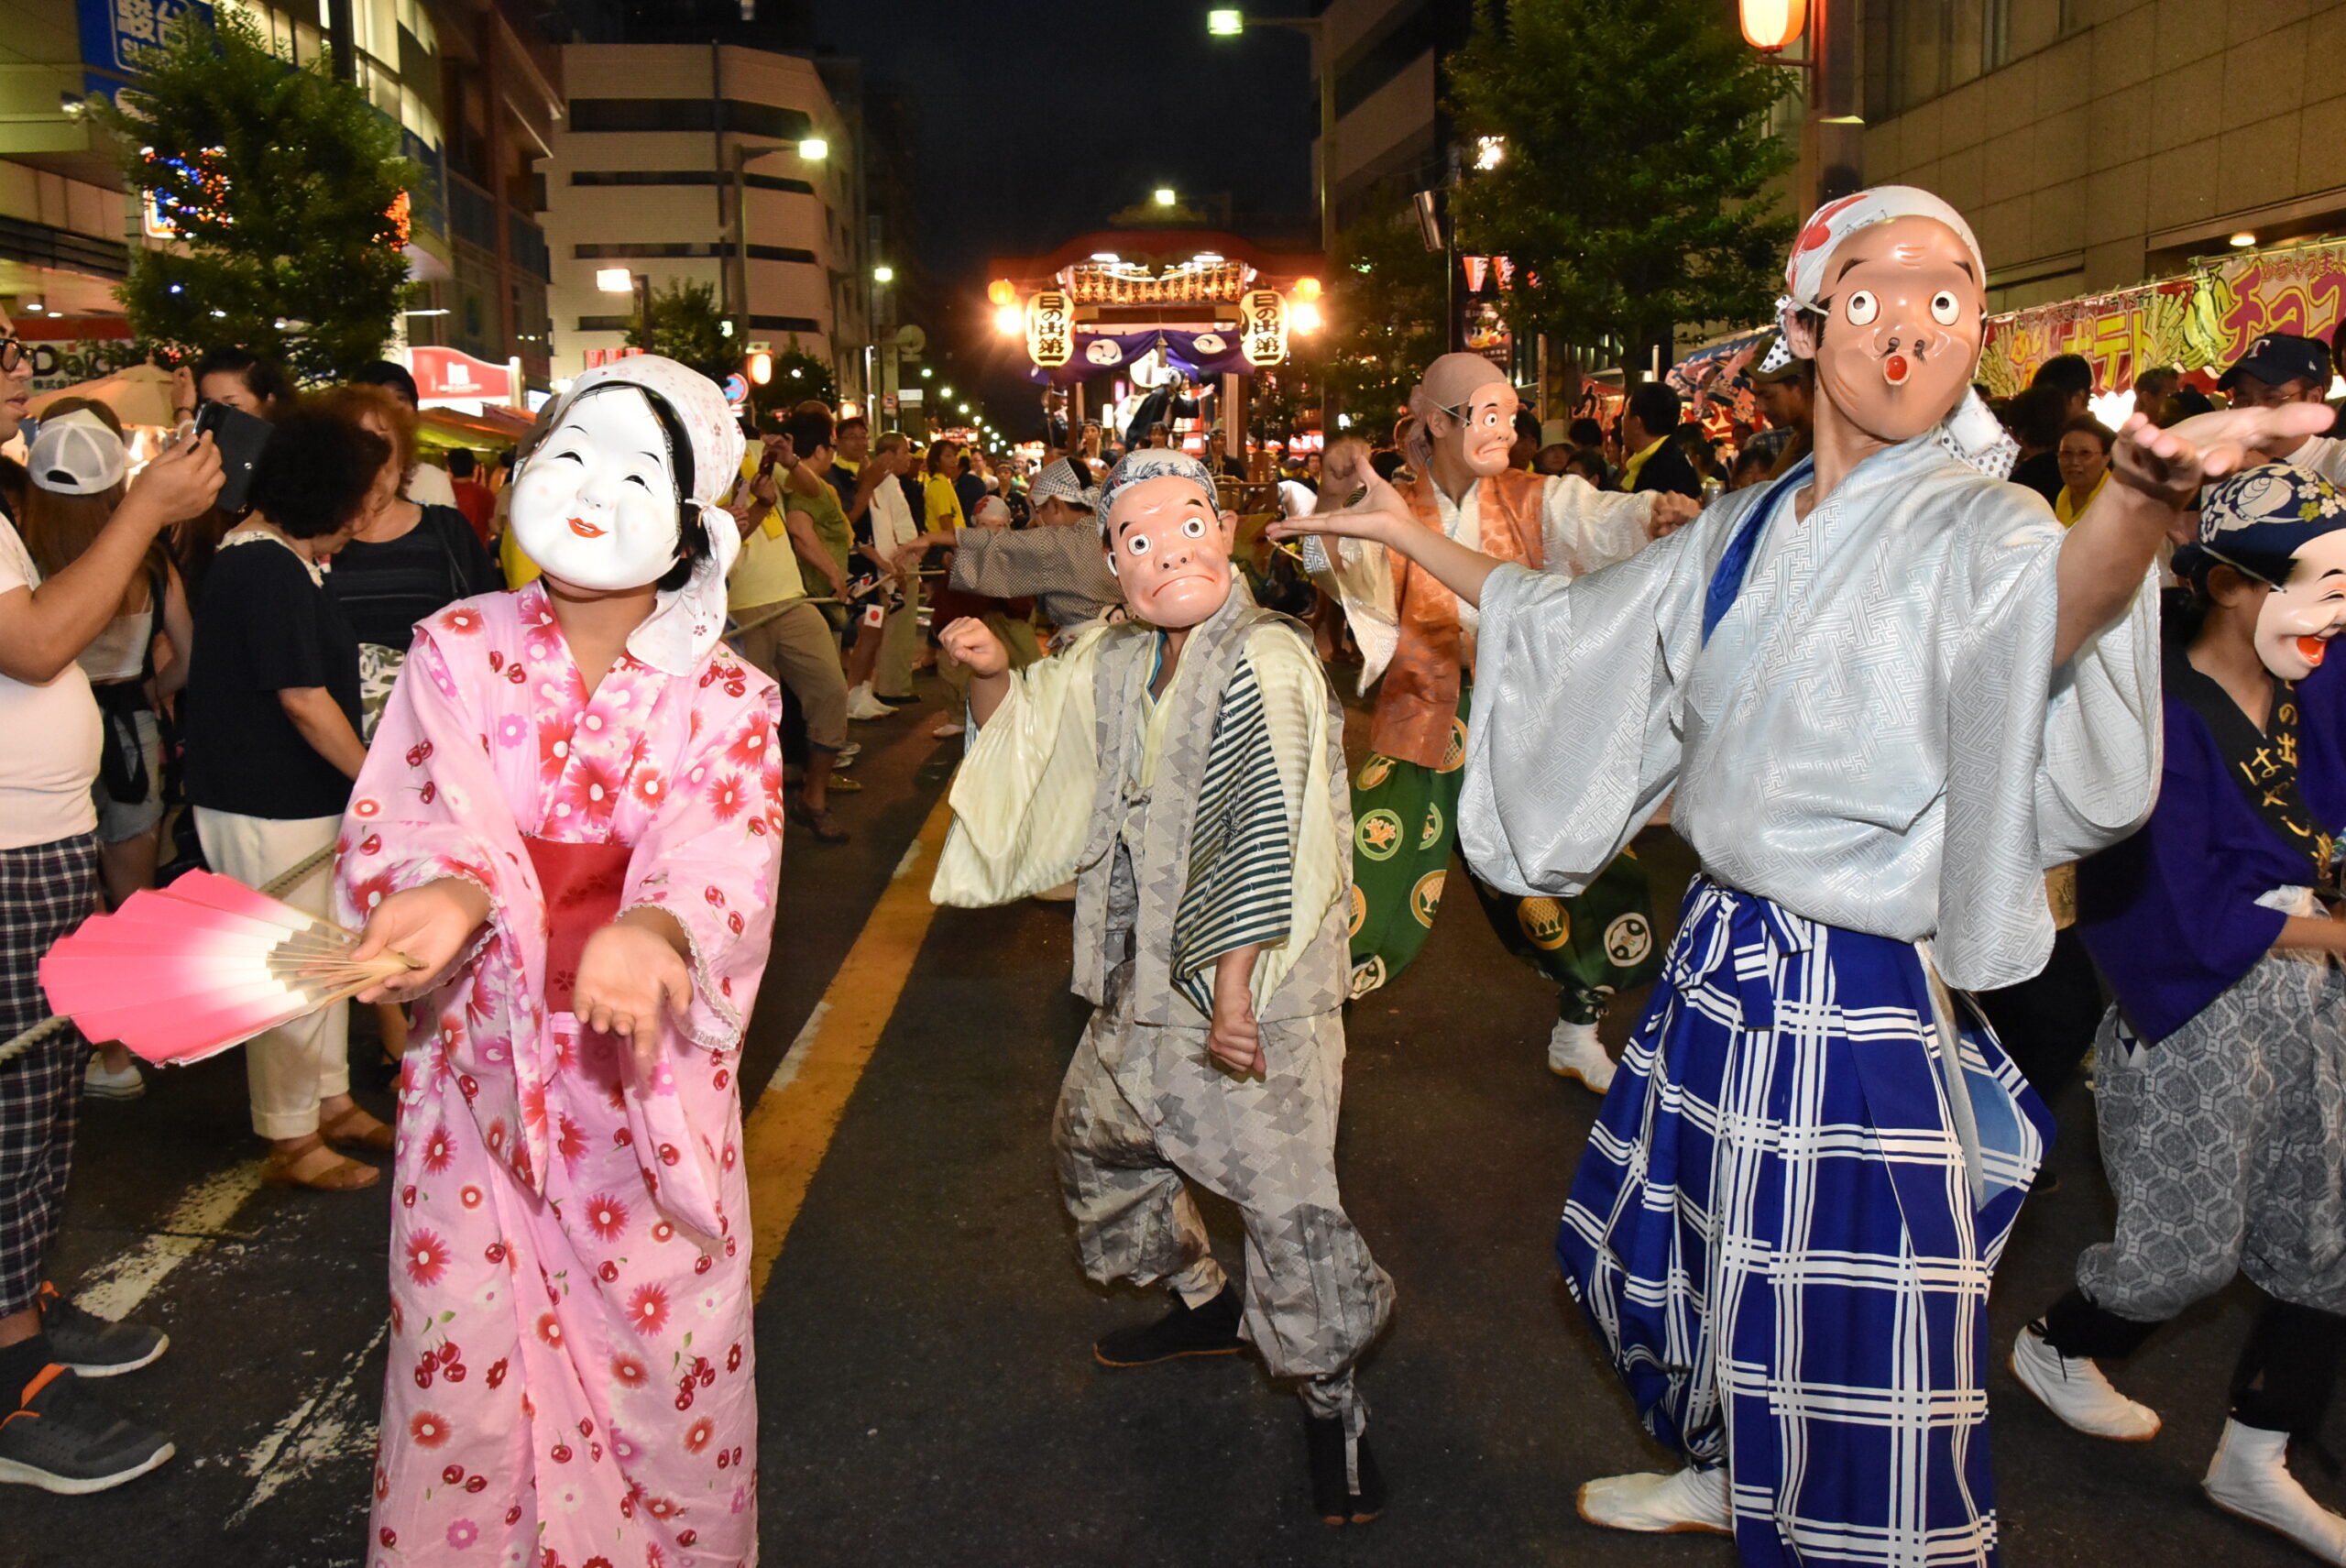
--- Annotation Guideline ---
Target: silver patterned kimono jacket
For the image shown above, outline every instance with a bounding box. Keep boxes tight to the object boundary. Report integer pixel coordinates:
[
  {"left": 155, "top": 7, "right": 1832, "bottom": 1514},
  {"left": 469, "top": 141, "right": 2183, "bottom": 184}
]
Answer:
[
  {"left": 1459, "top": 433, "right": 2162, "bottom": 992},
  {"left": 1474, "top": 431, "right": 2162, "bottom": 1564},
  {"left": 933, "top": 580, "right": 1394, "bottom": 1423}
]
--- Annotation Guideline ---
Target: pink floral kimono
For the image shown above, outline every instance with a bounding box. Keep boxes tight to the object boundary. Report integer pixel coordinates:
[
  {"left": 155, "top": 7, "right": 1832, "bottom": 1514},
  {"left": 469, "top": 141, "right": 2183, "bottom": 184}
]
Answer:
[{"left": 339, "top": 581, "right": 783, "bottom": 1568}]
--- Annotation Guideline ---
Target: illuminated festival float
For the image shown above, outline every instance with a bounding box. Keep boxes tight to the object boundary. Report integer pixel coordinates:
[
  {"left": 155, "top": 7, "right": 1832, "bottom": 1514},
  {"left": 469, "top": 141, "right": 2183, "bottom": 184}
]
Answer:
[{"left": 986, "top": 227, "right": 1326, "bottom": 466}]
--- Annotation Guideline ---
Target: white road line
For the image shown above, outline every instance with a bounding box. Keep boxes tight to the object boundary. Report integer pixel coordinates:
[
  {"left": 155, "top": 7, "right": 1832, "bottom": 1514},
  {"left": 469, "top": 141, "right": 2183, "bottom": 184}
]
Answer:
[
  {"left": 72, "top": 1161, "right": 268, "bottom": 1322},
  {"left": 761, "top": 997, "right": 831, "bottom": 1099},
  {"left": 226, "top": 1321, "right": 387, "bottom": 1529}
]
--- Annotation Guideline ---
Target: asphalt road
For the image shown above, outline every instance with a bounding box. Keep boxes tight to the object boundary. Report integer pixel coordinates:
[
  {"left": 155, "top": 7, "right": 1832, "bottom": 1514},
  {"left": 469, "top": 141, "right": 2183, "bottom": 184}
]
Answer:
[{"left": 4, "top": 674, "right": 2339, "bottom": 1567}]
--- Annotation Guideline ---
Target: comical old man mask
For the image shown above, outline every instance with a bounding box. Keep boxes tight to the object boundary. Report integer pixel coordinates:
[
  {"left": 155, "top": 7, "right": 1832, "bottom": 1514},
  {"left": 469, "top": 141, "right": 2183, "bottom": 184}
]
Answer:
[{"left": 1094, "top": 449, "right": 1237, "bottom": 630}]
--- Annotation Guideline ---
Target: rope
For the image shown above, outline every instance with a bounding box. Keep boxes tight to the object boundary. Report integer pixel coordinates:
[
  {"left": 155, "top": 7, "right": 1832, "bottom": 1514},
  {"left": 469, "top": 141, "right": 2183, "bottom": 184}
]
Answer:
[{"left": 0, "top": 840, "right": 339, "bottom": 1068}]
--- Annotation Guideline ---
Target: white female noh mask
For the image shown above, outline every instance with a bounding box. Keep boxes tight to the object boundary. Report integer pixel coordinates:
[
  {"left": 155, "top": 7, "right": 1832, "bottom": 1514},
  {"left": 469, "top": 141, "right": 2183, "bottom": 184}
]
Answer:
[{"left": 510, "top": 384, "right": 685, "bottom": 591}]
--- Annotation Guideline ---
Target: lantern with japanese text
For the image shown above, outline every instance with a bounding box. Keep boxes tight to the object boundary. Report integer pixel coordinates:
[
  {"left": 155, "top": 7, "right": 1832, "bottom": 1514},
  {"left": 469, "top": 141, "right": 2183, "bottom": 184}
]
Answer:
[
  {"left": 1239, "top": 288, "right": 1288, "bottom": 367},
  {"left": 1025, "top": 290, "right": 1073, "bottom": 367}
]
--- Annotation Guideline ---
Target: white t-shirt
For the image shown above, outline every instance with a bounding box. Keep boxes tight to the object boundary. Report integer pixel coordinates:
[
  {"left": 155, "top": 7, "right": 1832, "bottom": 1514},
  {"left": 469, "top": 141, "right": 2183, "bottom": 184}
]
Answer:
[
  {"left": 406, "top": 462, "right": 458, "bottom": 510},
  {"left": 2287, "top": 433, "right": 2346, "bottom": 489},
  {"left": 0, "top": 514, "right": 101, "bottom": 849}
]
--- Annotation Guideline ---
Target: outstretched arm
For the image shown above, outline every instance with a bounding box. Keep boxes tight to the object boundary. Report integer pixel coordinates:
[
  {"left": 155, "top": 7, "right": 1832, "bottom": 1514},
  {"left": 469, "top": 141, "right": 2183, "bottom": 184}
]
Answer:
[
  {"left": 2056, "top": 404, "right": 2334, "bottom": 665},
  {"left": 1266, "top": 471, "right": 1504, "bottom": 608}
]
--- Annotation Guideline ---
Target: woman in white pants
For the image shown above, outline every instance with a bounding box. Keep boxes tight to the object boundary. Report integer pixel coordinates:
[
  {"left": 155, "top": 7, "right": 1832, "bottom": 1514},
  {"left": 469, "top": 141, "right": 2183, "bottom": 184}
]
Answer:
[{"left": 180, "top": 408, "right": 393, "bottom": 1190}]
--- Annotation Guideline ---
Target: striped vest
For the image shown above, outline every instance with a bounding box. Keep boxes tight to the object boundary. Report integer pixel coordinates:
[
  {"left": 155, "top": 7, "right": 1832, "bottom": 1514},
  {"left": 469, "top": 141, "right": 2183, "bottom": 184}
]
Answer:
[{"left": 1069, "top": 579, "right": 1354, "bottom": 1029}]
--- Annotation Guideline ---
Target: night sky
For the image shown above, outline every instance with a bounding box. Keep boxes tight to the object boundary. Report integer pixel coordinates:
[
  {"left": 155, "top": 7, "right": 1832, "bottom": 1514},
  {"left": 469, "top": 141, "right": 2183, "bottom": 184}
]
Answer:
[{"left": 807, "top": 0, "right": 1320, "bottom": 429}]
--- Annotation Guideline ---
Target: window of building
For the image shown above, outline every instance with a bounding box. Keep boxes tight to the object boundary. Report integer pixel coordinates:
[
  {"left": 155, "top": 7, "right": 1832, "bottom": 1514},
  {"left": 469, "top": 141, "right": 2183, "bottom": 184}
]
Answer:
[
  {"left": 567, "top": 99, "right": 815, "bottom": 140},
  {"left": 1866, "top": 0, "right": 2069, "bottom": 120},
  {"left": 568, "top": 170, "right": 815, "bottom": 196},
  {"left": 574, "top": 242, "right": 816, "bottom": 264}
]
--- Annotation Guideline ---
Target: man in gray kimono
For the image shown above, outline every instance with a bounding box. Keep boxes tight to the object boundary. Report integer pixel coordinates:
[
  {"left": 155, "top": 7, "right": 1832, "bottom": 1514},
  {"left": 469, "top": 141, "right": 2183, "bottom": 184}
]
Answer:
[{"left": 929, "top": 447, "right": 1394, "bottom": 1527}]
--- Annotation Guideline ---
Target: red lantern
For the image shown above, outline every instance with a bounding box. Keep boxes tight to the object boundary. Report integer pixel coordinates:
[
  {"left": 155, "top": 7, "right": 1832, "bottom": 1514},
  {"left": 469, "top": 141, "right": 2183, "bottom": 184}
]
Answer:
[{"left": 1740, "top": 0, "right": 1806, "bottom": 50}]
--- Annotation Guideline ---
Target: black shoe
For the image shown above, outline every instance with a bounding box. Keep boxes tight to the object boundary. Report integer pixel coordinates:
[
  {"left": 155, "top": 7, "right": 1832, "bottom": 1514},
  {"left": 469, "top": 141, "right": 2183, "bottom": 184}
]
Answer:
[
  {"left": 38, "top": 1284, "right": 167, "bottom": 1378},
  {"left": 1092, "top": 1284, "right": 1244, "bottom": 1368},
  {"left": 0, "top": 1365, "right": 174, "bottom": 1494},
  {"left": 1307, "top": 1413, "right": 1386, "bottom": 1525}
]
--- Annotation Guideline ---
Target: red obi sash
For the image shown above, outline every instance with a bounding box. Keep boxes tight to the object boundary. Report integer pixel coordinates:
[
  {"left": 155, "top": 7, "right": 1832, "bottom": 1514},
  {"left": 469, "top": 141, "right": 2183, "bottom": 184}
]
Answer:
[{"left": 523, "top": 837, "right": 634, "bottom": 1012}]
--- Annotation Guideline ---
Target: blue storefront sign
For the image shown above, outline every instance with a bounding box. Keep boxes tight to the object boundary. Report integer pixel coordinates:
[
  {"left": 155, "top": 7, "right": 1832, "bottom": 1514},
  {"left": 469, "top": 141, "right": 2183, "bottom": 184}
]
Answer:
[{"left": 76, "top": 0, "right": 214, "bottom": 96}]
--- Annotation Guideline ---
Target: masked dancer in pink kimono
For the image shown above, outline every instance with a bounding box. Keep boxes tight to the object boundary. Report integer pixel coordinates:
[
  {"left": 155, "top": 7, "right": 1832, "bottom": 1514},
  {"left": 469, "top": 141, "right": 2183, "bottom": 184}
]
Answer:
[{"left": 336, "top": 356, "right": 781, "bottom": 1568}]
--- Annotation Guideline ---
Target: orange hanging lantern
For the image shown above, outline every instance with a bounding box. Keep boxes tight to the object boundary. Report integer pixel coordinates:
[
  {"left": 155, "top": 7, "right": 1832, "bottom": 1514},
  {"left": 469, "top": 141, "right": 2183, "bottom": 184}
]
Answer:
[
  {"left": 986, "top": 278, "right": 1016, "bottom": 306},
  {"left": 1739, "top": 0, "right": 1806, "bottom": 50}
]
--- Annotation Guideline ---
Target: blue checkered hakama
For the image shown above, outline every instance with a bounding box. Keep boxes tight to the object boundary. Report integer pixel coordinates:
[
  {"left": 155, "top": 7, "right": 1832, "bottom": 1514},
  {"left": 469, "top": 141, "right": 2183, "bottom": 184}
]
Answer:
[{"left": 1561, "top": 878, "right": 2050, "bottom": 1566}]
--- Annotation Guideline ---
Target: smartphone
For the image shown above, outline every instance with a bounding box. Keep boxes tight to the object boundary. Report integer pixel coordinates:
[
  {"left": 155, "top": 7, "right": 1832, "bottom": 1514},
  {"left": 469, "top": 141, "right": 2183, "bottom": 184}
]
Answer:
[{"left": 192, "top": 400, "right": 274, "bottom": 514}]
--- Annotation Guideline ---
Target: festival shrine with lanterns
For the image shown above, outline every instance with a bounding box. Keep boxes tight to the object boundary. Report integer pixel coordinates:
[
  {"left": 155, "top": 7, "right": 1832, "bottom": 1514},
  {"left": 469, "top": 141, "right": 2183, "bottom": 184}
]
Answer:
[{"left": 985, "top": 230, "right": 1325, "bottom": 460}]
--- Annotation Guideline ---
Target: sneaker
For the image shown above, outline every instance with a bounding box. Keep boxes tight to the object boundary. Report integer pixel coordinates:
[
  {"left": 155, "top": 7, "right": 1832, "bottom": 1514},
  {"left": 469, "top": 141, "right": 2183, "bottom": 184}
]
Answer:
[
  {"left": 82, "top": 1056, "right": 145, "bottom": 1102},
  {"left": 1093, "top": 1284, "right": 1245, "bottom": 1368},
  {"left": 1548, "top": 1018, "right": 1615, "bottom": 1092},
  {"left": 36, "top": 1286, "right": 167, "bottom": 1378},
  {"left": 1306, "top": 1414, "right": 1386, "bottom": 1526},
  {"left": 837, "top": 741, "right": 862, "bottom": 762},
  {"left": 0, "top": 1365, "right": 174, "bottom": 1494},
  {"left": 931, "top": 718, "right": 966, "bottom": 740},
  {"left": 2009, "top": 1322, "right": 2160, "bottom": 1441},
  {"left": 1576, "top": 1464, "right": 1732, "bottom": 1535},
  {"left": 2204, "top": 1418, "right": 2346, "bottom": 1562}
]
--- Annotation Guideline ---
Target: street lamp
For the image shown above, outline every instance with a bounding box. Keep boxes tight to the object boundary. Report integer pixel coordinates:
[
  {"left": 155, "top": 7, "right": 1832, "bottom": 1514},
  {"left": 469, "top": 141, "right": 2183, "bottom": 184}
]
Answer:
[
  {"left": 796, "top": 137, "right": 828, "bottom": 161},
  {"left": 1207, "top": 9, "right": 1337, "bottom": 256},
  {"left": 1153, "top": 187, "right": 1178, "bottom": 208},
  {"left": 598, "top": 267, "right": 651, "bottom": 346},
  {"left": 873, "top": 265, "right": 895, "bottom": 283}
]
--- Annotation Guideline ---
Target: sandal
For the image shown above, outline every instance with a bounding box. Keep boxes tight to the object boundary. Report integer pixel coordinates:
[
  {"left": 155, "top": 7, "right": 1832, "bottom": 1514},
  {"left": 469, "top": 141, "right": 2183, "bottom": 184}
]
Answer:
[
  {"left": 321, "top": 1103, "right": 395, "bottom": 1154},
  {"left": 786, "top": 794, "right": 850, "bottom": 844},
  {"left": 264, "top": 1135, "right": 380, "bottom": 1191}
]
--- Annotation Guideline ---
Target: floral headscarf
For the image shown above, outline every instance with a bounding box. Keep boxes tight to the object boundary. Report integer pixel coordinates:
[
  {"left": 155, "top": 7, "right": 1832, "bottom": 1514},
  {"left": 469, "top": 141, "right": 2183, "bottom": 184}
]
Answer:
[
  {"left": 2179, "top": 463, "right": 2346, "bottom": 582},
  {"left": 1756, "top": 185, "right": 2017, "bottom": 479},
  {"left": 536, "top": 355, "right": 747, "bottom": 674}
]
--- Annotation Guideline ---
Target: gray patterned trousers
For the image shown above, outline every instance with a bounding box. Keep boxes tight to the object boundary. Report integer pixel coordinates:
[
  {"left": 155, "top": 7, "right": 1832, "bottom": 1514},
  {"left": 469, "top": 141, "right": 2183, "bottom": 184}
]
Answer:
[
  {"left": 2079, "top": 951, "right": 2346, "bottom": 1321},
  {"left": 1051, "top": 995, "right": 1394, "bottom": 1421}
]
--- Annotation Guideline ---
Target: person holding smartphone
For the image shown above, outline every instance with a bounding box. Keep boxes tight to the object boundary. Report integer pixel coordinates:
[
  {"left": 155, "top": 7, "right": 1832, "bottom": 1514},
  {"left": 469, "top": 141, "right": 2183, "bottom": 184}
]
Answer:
[{"left": 0, "top": 307, "right": 224, "bottom": 1496}]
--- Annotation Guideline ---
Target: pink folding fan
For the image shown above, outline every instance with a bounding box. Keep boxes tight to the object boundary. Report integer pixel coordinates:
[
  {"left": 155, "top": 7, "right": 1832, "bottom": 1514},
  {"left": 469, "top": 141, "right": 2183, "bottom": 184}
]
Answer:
[{"left": 39, "top": 870, "right": 413, "bottom": 1066}]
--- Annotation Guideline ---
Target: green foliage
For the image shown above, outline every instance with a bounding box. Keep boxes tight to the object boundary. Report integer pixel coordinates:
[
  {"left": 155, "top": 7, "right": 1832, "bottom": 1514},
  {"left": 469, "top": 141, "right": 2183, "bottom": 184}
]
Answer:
[
  {"left": 1322, "top": 204, "right": 1447, "bottom": 437},
  {"left": 93, "top": 8, "right": 416, "bottom": 384},
  {"left": 625, "top": 279, "right": 733, "bottom": 381},
  {"left": 1447, "top": 0, "right": 1796, "bottom": 381}
]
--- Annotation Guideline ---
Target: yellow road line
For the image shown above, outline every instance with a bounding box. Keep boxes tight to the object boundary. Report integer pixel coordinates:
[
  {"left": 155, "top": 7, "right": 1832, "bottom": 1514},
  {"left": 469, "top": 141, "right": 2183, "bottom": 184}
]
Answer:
[{"left": 744, "top": 791, "right": 954, "bottom": 1299}]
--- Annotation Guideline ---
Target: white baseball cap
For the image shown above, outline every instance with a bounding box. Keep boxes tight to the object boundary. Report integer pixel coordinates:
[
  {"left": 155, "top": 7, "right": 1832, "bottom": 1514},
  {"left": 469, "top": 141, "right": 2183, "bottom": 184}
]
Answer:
[{"left": 28, "top": 409, "right": 129, "bottom": 496}]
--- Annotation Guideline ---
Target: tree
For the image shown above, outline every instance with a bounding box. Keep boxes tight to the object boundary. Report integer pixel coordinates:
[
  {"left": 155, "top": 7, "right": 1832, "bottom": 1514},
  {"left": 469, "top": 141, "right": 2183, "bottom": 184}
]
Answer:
[
  {"left": 624, "top": 279, "right": 733, "bottom": 382},
  {"left": 1447, "top": 0, "right": 1795, "bottom": 387},
  {"left": 93, "top": 9, "right": 416, "bottom": 384},
  {"left": 1321, "top": 204, "right": 1447, "bottom": 440}
]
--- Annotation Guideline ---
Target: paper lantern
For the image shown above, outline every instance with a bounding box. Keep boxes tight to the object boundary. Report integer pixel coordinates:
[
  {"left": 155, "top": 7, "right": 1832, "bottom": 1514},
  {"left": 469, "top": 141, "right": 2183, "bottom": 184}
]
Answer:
[
  {"left": 1025, "top": 291, "right": 1073, "bottom": 367},
  {"left": 1739, "top": 0, "right": 1806, "bottom": 50},
  {"left": 986, "top": 278, "right": 1017, "bottom": 306},
  {"left": 1239, "top": 289, "right": 1288, "bottom": 367}
]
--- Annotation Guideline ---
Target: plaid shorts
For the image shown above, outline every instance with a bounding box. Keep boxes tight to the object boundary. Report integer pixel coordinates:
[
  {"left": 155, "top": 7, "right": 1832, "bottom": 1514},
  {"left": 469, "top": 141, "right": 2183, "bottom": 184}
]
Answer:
[{"left": 0, "top": 834, "right": 97, "bottom": 1319}]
